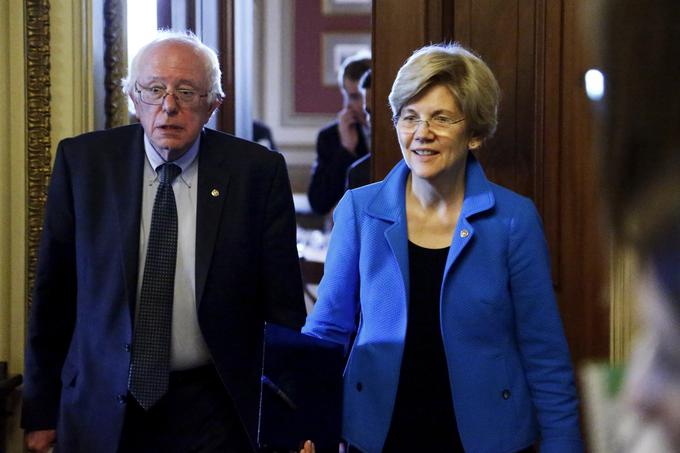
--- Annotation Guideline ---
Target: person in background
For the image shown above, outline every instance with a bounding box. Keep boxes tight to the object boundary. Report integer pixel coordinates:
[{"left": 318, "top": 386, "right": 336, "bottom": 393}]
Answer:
[
  {"left": 307, "top": 53, "right": 371, "bottom": 215},
  {"left": 345, "top": 69, "right": 372, "bottom": 190},
  {"left": 253, "top": 119, "right": 277, "bottom": 151},
  {"left": 21, "top": 31, "right": 305, "bottom": 453},
  {"left": 303, "top": 43, "right": 583, "bottom": 452},
  {"left": 598, "top": 1, "right": 680, "bottom": 451}
]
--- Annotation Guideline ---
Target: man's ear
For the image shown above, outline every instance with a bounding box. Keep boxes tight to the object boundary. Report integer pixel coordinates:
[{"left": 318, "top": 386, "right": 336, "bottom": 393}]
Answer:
[
  {"left": 208, "top": 97, "right": 223, "bottom": 115},
  {"left": 130, "top": 94, "right": 141, "bottom": 115}
]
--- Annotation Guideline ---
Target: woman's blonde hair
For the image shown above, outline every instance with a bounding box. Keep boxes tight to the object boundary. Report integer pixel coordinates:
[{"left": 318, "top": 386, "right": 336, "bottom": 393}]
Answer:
[{"left": 388, "top": 43, "right": 500, "bottom": 142}]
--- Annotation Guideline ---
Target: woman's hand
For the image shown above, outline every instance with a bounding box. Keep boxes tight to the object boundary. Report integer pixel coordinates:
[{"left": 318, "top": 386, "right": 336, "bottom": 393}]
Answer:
[
  {"left": 300, "top": 440, "right": 315, "bottom": 453},
  {"left": 25, "top": 429, "right": 56, "bottom": 453}
]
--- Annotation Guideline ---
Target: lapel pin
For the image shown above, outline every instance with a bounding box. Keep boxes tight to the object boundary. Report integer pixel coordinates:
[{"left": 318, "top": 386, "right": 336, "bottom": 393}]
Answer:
[
  {"left": 460, "top": 229, "right": 469, "bottom": 238},
  {"left": 211, "top": 189, "right": 220, "bottom": 197}
]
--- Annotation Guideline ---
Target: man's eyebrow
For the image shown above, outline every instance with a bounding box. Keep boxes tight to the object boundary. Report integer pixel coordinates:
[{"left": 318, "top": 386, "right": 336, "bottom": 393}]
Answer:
[
  {"left": 175, "top": 79, "right": 203, "bottom": 88},
  {"left": 141, "top": 77, "right": 202, "bottom": 88}
]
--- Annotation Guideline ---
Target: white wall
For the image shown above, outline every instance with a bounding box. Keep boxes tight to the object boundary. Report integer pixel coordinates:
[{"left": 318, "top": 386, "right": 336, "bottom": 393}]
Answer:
[{"left": 254, "top": 0, "right": 336, "bottom": 188}]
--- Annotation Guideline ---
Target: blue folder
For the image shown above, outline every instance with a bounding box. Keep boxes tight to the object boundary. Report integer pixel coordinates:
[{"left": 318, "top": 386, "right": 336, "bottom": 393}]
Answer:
[{"left": 257, "top": 322, "right": 344, "bottom": 451}]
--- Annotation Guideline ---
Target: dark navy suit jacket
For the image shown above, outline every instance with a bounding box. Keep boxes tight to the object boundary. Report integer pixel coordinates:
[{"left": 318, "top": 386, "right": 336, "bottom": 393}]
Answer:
[{"left": 22, "top": 124, "right": 306, "bottom": 452}]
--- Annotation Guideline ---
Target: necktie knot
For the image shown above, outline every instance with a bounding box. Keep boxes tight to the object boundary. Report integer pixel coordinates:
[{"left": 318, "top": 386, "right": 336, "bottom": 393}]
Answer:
[{"left": 158, "top": 163, "right": 181, "bottom": 185}]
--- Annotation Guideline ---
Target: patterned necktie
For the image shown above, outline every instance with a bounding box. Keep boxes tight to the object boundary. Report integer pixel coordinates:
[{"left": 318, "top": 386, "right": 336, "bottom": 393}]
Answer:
[{"left": 129, "top": 163, "right": 181, "bottom": 410}]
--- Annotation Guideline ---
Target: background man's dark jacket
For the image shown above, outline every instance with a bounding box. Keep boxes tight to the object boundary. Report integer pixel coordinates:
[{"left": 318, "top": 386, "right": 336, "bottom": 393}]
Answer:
[{"left": 307, "top": 121, "right": 369, "bottom": 215}]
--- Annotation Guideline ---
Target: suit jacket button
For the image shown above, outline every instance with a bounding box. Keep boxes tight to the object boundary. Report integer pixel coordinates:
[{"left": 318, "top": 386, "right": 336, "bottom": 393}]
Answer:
[
  {"left": 502, "top": 389, "right": 511, "bottom": 400},
  {"left": 117, "top": 394, "right": 128, "bottom": 404},
  {"left": 356, "top": 382, "right": 363, "bottom": 392},
  {"left": 124, "top": 343, "right": 131, "bottom": 352}
]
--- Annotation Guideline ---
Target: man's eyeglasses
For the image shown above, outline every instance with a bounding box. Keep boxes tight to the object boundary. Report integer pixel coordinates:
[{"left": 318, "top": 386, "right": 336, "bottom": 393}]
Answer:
[
  {"left": 394, "top": 114, "right": 465, "bottom": 133},
  {"left": 135, "top": 81, "right": 209, "bottom": 106}
]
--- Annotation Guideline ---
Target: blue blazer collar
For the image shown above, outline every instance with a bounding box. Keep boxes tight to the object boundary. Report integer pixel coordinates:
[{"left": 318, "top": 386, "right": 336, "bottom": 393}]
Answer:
[
  {"left": 363, "top": 153, "right": 495, "bottom": 296},
  {"left": 365, "top": 153, "right": 495, "bottom": 223},
  {"left": 365, "top": 160, "right": 409, "bottom": 222},
  {"left": 460, "top": 153, "right": 496, "bottom": 218}
]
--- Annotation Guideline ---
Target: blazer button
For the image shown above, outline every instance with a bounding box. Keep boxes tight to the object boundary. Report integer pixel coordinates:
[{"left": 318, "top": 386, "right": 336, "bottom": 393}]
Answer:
[
  {"left": 117, "top": 394, "right": 128, "bottom": 404},
  {"left": 356, "top": 382, "right": 363, "bottom": 392},
  {"left": 124, "top": 343, "right": 131, "bottom": 352},
  {"left": 502, "top": 389, "right": 511, "bottom": 400}
]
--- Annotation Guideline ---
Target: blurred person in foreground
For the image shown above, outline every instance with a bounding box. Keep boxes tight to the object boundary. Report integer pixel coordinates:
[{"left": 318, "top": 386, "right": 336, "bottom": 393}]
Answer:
[
  {"left": 302, "top": 43, "right": 583, "bottom": 452},
  {"left": 598, "top": 1, "right": 680, "bottom": 451},
  {"left": 307, "top": 53, "right": 371, "bottom": 215},
  {"left": 21, "top": 31, "right": 305, "bottom": 453}
]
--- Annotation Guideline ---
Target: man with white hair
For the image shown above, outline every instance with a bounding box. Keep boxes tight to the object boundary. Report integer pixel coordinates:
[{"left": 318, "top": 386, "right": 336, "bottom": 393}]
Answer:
[{"left": 22, "top": 31, "right": 305, "bottom": 453}]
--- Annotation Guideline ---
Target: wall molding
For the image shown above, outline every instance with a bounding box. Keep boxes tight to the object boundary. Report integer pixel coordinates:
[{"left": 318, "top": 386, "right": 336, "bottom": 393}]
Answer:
[
  {"left": 25, "top": 0, "right": 53, "bottom": 314},
  {"left": 261, "top": 0, "right": 332, "bottom": 148},
  {"left": 104, "top": 0, "right": 128, "bottom": 128}
]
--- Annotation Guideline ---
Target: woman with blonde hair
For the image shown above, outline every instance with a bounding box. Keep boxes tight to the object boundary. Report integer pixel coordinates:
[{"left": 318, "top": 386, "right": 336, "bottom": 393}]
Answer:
[{"left": 303, "top": 43, "right": 583, "bottom": 452}]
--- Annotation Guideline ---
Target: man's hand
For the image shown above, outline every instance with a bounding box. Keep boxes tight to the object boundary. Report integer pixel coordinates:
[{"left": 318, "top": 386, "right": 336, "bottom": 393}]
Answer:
[
  {"left": 337, "top": 108, "right": 364, "bottom": 155},
  {"left": 25, "top": 429, "right": 56, "bottom": 453}
]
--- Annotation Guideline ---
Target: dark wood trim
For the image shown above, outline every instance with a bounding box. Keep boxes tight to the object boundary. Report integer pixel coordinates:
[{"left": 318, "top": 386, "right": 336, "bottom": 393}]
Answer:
[
  {"left": 218, "top": 0, "right": 235, "bottom": 133},
  {"left": 538, "top": 0, "right": 563, "bottom": 286},
  {"left": 371, "top": 0, "right": 433, "bottom": 180},
  {"left": 453, "top": 0, "right": 470, "bottom": 44},
  {"left": 440, "top": 0, "right": 455, "bottom": 42},
  {"left": 424, "top": 1, "right": 443, "bottom": 43},
  {"left": 557, "top": 0, "right": 608, "bottom": 361}
]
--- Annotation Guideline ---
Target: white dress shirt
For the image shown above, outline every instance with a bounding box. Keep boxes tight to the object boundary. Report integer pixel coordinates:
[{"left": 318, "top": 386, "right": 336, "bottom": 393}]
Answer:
[{"left": 137, "top": 134, "right": 211, "bottom": 370}]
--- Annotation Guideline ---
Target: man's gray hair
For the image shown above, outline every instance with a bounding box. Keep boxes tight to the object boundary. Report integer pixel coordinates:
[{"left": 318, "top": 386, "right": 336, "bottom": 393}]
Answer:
[{"left": 122, "top": 30, "right": 224, "bottom": 103}]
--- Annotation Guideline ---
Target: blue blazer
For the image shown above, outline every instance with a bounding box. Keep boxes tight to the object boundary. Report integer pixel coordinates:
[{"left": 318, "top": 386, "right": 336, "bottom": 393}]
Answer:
[
  {"left": 22, "top": 125, "right": 306, "bottom": 452},
  {"left": 303, "top": 155, "right": 583, "bottom": 453}
]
